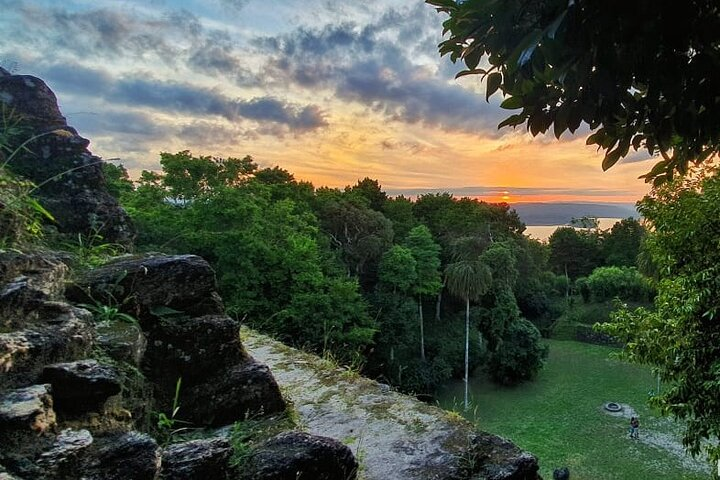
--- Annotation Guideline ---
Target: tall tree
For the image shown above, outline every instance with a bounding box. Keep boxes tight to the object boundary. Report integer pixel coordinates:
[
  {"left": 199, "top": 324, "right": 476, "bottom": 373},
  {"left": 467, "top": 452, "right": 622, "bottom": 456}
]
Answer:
[
  {"left": 548, "top": 227, "right": 602, "bottom": 280},
  {"left": 405, "top": 225, "right": 443, "bottom": 361},
  {"left": 602, "top": 218, "right": 645, "bottom": 267},
  {"left": 600, "top": 166, "right": 720, "bottom": 467},
  {"left": 445, "top": 237, "right": 492, "bottom": 410},
  {"left": 346, "top": 177, "right": 388, "bottom": 212},
  {"left": 427, "top": 0, "right": 720, "bottom": 183},
  {"left": 378, "top": 245, "right": 417, "bottom": 294}
]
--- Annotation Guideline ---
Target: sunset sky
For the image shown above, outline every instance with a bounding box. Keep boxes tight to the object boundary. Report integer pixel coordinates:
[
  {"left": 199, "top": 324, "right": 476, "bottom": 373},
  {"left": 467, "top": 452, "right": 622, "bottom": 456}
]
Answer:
[{"left": 1, "top": 0, "right": 654, "bottom": 203}]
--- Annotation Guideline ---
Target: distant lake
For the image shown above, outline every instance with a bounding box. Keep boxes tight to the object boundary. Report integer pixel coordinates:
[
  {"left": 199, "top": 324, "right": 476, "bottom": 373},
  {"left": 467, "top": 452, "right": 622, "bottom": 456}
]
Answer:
[{"left": 524, "top": 217, "right": 623, "bottom": 242}]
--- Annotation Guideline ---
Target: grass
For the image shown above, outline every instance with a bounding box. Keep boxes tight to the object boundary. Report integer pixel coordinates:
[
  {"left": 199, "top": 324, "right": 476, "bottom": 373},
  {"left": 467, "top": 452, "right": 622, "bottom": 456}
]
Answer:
[{"left": 437, "top": 340, "right": 710, "bottom": 480}]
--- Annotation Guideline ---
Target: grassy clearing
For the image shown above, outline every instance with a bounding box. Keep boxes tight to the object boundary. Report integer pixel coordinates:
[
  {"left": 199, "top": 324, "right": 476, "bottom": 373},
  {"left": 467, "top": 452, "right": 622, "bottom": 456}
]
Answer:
[{"left": 437, "top": 340, "right": 710, "bottom": 480}]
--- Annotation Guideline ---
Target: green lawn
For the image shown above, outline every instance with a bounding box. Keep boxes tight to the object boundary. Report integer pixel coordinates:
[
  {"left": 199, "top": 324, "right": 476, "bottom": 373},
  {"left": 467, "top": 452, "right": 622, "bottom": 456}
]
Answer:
[{"left": 436, "top": 340, "right": 710, "bottom": 480}]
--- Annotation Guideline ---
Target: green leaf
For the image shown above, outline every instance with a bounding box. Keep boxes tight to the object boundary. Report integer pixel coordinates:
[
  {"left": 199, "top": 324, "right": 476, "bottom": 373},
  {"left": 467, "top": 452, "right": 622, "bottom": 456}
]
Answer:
[
  {"left": 602, "top": 149, "right": 623, "bottom": 171},
  {"left": 486, "top": 72, "right": 502, "bottom": 101},
  {"left": 500, "top": 96, "right": 524, "bottom": 110},
  {"left": 463, "top": 48, "right": 483, "bottom": 71},
  {"left": 554, "top": 104, "right": 570, "bottom": 139},
  {"left": 455, "top": 68, "right": 487, "bottom": 79},
  {"left": 498, "top": 114, "right": 525, "bottom": 129}
]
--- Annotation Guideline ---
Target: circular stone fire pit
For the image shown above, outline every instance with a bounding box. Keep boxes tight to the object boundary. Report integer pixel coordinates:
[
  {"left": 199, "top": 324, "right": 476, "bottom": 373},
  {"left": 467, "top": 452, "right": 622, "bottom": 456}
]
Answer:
[{"left": 604, "top": 402, "right": 622, "bottom": 412}]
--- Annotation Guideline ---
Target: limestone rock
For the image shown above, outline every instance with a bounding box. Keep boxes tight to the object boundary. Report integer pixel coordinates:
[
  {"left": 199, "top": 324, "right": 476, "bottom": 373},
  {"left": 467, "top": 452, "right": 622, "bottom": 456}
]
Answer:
[
  {"left": 183, "top": 359, "right": 285, "bottom": 426},
  {"left": 0, "top": 384, "right": 56, "bottom": 448},
  {"left": 0, "top": 73, "right": 134, "bottom": 244},
  {"left": 470, "top": 433, "right": 541, "bottom": 480},
  {"left": 80, "top": 432, "right": 161, "bottom": 480},
  {"left": 160, "top": 438, "right": 234, "bottom": 480},
  {"left": 240, "top": 431, "right": 358, "bottom": 480},
  {"left": 69, "top": 254, "right": 224, "bottom": 324},
  {"left": 0, "top": 303, "right": 94, "bottom": 390},
  {"left": 143, "top": 314, "right": 244, "bottom": 388},
  {"left": 96, "top": 321, "right": 146, "bottom": 366},
  {"left": 0, "top": 253, "right": 69, "bottom": 329},
  {"left": 41, "top": 360, "right": 121, "bottom": 413},
  {"left": 36, "top": 428, "right": 93, "bottom": 476}
]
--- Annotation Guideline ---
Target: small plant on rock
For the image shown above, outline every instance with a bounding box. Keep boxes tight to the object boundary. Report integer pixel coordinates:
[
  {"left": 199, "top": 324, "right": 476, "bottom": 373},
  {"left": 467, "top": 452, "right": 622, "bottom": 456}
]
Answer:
[{"left": 155, "top": 377, "right": 192, "bottom": 446}]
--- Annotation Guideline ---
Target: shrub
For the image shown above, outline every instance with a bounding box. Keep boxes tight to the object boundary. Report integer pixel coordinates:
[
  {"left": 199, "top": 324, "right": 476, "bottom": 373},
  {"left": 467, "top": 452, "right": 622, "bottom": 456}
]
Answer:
[
  {"left": 487, "top": 319, "right": 549, "bottom": 385},
  {"left": 585, "top": 266, "right": 654, "bottom": 302}
]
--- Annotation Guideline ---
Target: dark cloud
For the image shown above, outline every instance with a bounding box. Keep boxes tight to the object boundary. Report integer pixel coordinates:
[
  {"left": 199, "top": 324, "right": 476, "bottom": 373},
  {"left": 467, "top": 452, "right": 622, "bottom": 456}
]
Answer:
[
  {"left": 237, "top": 97, "right": 327, "bottom": 131},
  {"left": 71, "top": 110, "right": 172, "bottom": 138},
  {"left": 259, "top": 15, "right": 506, "bottom": 135},
  {"left": 39, "top": 63, "right": 113, "bottom": 95},
  {"left": 19, "top": 6, "right": 180, "bottom": 61},
  {"left": 12, "top": 4, "right": 257, "bottom": 87},
  {"left": 36, "top": 62, "right": 325, "bottom": 133}
]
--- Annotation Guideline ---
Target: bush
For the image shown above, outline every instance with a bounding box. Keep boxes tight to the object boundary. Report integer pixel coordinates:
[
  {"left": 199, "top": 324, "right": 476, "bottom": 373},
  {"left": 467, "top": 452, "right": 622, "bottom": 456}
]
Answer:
[
  {"left": 585, "top": 266, "right": 654, "bottom": 302},
  {"left": 575, "top": 277, "right": 591, "bottom": 302},
  {"left": 487, "top": 319, "right": 548, "bottom": 385}
]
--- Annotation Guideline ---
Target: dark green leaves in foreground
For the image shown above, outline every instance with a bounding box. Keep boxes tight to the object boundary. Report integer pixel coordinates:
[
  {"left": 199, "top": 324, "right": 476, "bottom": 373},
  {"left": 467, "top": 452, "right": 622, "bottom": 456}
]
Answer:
[{"left": 427, "top": 0, "right": 720, "bottom": 183}]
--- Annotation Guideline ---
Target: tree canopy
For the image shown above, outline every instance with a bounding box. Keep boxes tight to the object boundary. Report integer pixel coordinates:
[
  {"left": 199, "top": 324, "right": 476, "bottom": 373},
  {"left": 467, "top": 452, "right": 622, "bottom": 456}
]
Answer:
[
  {"left": 600, "top": 165, "right": 720, "bottom": 465},
  {"left": 427, "top": 0, "right": 720, "bottom": 183}
]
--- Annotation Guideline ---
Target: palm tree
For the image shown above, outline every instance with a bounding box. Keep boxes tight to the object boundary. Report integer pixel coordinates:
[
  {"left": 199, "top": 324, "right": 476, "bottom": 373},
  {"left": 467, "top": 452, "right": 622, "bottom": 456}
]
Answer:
[{"left": 445, "top": 237, "right": 492, "bottom": 410}]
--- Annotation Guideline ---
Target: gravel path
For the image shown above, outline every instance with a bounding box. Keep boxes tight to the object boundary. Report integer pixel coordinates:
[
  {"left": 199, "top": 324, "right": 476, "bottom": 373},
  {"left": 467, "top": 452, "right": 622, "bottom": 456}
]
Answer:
[{"left": 605, "top": 403, "right": 711, "bottom": 475}]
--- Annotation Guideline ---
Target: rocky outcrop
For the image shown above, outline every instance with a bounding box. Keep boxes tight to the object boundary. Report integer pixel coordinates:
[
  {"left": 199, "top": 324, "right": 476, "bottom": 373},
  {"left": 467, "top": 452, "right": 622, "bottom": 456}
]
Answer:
[
  {"left": 160, "top": 438, "right": 234, "bottom": 480},
  {"left": 69, "top": 253, "right": 285, "bottom": 424},
  {"left": 0, "top": 252, "right": 69, "bottom": 328},
  {"left": 80, "top": 432, "right": 161, "bottom": 480},
  {"left": 240, "top": 431, "right": 358, "bottom": 480},
  {"left": 68, "top": 254, "right": 224, "bottom": 325},
  {"left": 184, "top": 360, "right": 286, "bottom": 426},
  {"left": 0, "top": 302, "right": 94, "bottom": 390},
  {"left": 0, "top": 384, "right": 56, "bottom": 439},
  {"left": 244, "top": 329, "right": 543, "bottom": 480},
  {"left": 41, "top": 360, "right": 121, "bottom": 413},
  {"left": 469, "top": 433, "right": 541, "bottom": 480},
  {"left": 36, "top": 428, "right": 94, "bottom": 477},
  {"left": 0, "top": 70, "right": 133, "bottom": 244}
]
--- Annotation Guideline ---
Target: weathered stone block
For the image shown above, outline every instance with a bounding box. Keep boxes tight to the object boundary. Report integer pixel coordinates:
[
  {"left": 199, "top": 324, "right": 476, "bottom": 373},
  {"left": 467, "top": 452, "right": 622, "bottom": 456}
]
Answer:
[
  {"left": 80, "top": 432, "right": 160, "bottom": 480},
  {"left": 0, "top": 384, "right": 56, "bottom": 446},
  {"left": 69, "top": 254, "right": 224, "bottom": 324},
  {"left": 160, "top": 438, "right": 234, "bottom": 480},
  {"left": 41, "top": 360, "right": 121, "bottom": 413},
  {"left": 183, "top": 360, "right": 285, "bottom": 426},
  {"left": 240, "top": 431, "right": 358, "bottom": 480}
]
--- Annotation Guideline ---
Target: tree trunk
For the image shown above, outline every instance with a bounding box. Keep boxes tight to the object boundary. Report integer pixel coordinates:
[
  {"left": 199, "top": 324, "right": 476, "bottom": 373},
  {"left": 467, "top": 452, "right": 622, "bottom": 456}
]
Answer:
[
  {"left": 464, "top": 297, "right": 470, "bottom": 411},
  {"left": 419, "top": 295, "right": 425, "bottom": 361},
  {"left": 435, "top": 290, "right": 442, "bottom": 322}
]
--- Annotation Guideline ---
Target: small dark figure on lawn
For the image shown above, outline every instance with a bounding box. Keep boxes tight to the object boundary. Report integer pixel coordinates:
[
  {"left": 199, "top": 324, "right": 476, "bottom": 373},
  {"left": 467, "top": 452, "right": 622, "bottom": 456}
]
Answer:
[
  {"left": 629, "top": 417, "right": 640, "bottom": 439},
  {"left": 553, "top": 467, "right": 570, "bottom": 480}
]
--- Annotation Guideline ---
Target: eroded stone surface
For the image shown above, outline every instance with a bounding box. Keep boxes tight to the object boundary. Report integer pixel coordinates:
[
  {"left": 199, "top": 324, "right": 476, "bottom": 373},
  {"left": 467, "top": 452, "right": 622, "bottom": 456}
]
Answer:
[
  {"left": 183, "top": 359, "right": 285, "bottom": 426},
  {"left": 0, "top": 384, "right": 56, "bottom": 438},
  {"left": 96, "top": 321, "right": 146, "bottom": 366},
  {"left": 160, "top": 438, "right": 234, "bottom": 480},
  {"left": 36, "top": 428, "right": 94, "bottom": 476},
  {"left": 69, "top": 254, "right": 224, "bottom": 324},
  {"left": 80, "top": 432, "right": 161, "bottom": 480},
  {"left": 469, "top": 433, "right": 541, "bottom": 480},
  {"left": 0, "top": 73, "right": 134, "bottom": 244},
  {"left": 143, "top": 314, "right": 244, "bottom": 388},
  {"left": 0, "top": 253, "right": 69, "bottom": 329},
  {"left": 41, "top": 360, "right": 121, "bottom": 413},
  {"left": 241, "top": 431, "right": 358, "bottom": 480},
  {"left": 243, "top": 328, "right": 541, "bottom": 480},
  {"left": 0, "top": 304, "right": 94, "bottom": 390}
]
